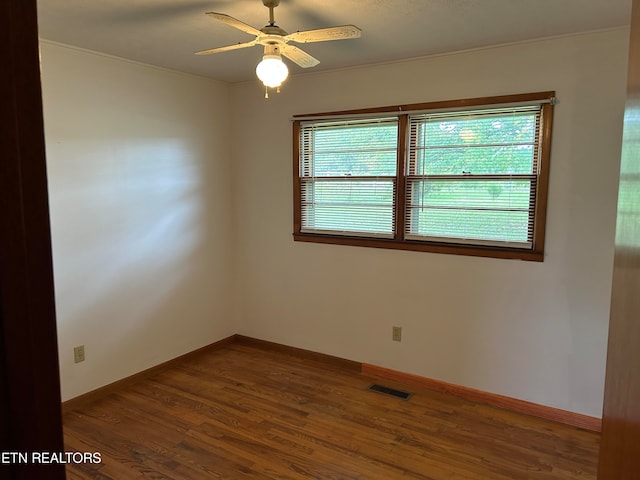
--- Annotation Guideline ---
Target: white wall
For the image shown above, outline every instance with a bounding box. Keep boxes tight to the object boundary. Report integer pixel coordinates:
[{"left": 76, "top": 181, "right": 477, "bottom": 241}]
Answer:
[
  {"left": 42, "top": 28, "right": 628, "bottom": 416},
  {"left": 40, "top": 42, "right": 236, "bottom": 401},
  {"left": 231, "top": 29, "right": 629, "bottom": 417}
]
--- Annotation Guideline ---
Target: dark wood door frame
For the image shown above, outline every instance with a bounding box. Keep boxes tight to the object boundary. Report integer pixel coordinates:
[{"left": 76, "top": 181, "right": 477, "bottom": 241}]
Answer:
[
  {"left": 598, "top": 0, "right": 640, "bottom": 478},
  {"left": 0, "top": 0, "right": 66, "bottom": 478}
]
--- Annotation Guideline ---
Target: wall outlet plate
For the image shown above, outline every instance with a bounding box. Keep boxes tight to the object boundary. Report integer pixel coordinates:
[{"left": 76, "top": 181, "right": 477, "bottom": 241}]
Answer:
[
  {"left": 74, "top": 345, "right": 85, "bottom": 363},
  {"left": 392, "top": 326, "right": 402, "bottom": 342}
]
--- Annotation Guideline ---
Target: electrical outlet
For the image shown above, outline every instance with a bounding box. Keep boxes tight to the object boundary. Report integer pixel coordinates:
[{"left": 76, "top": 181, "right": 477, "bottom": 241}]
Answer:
[
  {"left": 74, "top": 345, "right": 85, "bottom": 363},
  {"left": 392, "top": 326, "right": 402, "bottom": 342}
]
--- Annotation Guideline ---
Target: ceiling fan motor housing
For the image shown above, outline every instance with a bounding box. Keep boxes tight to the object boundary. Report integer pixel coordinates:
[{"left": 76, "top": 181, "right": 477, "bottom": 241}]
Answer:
[
  {"left": 263, "top": 42, "right": 283, "bottom": 56},
  {"left": 261, "top": 25, "right": 288, "bottom": 36}
]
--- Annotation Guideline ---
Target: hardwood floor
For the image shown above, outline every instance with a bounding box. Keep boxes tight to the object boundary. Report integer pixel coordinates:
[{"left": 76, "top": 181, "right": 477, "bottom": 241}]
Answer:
[{"left": 63, "top": 342, "right": 600, "bottom": 479}]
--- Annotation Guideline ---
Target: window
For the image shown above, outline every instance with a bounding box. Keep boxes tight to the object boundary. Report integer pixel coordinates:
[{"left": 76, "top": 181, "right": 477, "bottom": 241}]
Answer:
[
  {"left": 293, "top": 92, "right": 554, "bottom": 261},
  {"left": 299, "top": 118, "right": 399, "bottom": 238}
]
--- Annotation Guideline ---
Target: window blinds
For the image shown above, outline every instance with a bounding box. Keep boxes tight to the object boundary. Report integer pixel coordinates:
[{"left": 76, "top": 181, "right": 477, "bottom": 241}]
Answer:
[
  {"left": 405, "top": 106, "right": 542, "bottom": 248},
  {"left": 299, "top": 118, "right": 399, "bottom": 237}
]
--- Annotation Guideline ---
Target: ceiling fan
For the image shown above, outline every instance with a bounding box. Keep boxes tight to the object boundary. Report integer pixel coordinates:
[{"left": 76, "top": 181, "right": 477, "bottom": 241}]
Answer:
[{"left": 195, "top": 0, "right": 362, "bottom": 96}]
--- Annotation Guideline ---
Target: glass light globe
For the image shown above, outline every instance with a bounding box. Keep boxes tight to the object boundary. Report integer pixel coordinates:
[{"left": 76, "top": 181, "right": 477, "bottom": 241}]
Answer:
[{"left": 256, "top": 55, "right": 289, "bottom": 88}]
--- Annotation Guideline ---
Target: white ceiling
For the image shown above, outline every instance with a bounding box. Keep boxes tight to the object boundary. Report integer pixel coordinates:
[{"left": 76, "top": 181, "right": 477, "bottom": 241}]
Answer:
[{"left": 37, "top": 0, "right": 632, "bottom": 84}]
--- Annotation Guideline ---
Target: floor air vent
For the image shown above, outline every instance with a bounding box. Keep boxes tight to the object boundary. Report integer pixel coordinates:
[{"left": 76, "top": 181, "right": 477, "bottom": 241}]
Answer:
[{"left": 368, "top": 383, "right": 412, "bottom": 400}]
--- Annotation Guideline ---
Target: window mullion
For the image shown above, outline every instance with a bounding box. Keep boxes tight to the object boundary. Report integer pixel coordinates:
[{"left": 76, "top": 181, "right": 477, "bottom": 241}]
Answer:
[
  {"left": 395, "top": 114, "right": 408, "bottom": 241},
  {"left": 293, "top": 120, "right": 302, "bottom": 234}
]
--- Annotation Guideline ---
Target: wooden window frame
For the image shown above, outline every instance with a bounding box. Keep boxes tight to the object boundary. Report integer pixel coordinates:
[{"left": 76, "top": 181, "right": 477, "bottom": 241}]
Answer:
[{"left": 293, "top": 92, "right": 555, "bottom": 262}]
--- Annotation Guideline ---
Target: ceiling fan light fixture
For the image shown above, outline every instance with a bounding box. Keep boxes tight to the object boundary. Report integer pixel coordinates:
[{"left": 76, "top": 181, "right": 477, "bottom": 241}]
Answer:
[
  {"left": 256, "top": 54, "right": 289, "bottom": 88},
  {"left": 197, "top": 3, "right": 361, "bottom": 95}
]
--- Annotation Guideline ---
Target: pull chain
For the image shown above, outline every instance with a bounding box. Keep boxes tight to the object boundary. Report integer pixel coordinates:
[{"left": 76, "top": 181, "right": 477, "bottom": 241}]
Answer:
[{"left": 263, "top": 86, "right": 282, "bottom": 99}]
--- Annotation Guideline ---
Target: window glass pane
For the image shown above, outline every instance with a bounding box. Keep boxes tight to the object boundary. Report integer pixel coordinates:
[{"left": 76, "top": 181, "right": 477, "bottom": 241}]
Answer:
[
  {"left": 418, "top": 111, "right": 536, "bottom": 147},
  {"left": 312, "top": 150, "right": 397, "bottom": 177},
  {"left": 408, "top": 179, "right": 532, "bottom": 210},
  {"left": 302, "top": 205, "right": 395, "bottom": 235},
  {"left": 416, "top": 145, "right": 534, "bottom": 175},
  {"left": 301, "top": 179, "right": 395, "bottom": 236},
  {"left": 406, "top": 179, "right": 532, "bottom": 244},
  {"left": 412, "top": 111, "right": 537, "bottom": 175},
  {"left": 302, "top": 179, "right": 395, "bottom": 205},
  {"left": 407, "top": 208, "right": 530, "bottom": 244},
  {"left": 301, "top": 120, "right": 397, "bottom": 177}
]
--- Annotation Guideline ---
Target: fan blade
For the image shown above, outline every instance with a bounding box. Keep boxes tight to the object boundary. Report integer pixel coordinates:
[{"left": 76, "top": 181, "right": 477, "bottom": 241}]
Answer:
[
  {"left": 205, "top": 12, "right": 262, "bottom": 36},
  {"left": 283, "top": 45, "right": 320, "bottom": 68},
  {"left": 194, "top": 40, "right": 257, "bottom": 55},
  {"left": 285, "top": 25, "right": 361, "bottom": 44}
]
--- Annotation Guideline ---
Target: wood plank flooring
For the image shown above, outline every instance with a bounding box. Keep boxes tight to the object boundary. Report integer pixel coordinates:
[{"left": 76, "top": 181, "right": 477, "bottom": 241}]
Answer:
[{"left": 62, "top": 342, "right": 600, "bottom": 479}]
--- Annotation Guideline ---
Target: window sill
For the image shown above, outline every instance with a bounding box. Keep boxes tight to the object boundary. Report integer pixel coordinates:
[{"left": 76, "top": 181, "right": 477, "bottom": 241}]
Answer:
[{"left": 293, "top": 232, "right": 544, "bottom": 262}]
